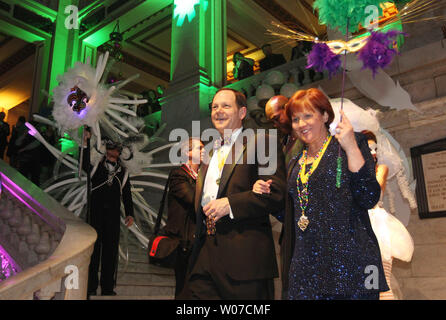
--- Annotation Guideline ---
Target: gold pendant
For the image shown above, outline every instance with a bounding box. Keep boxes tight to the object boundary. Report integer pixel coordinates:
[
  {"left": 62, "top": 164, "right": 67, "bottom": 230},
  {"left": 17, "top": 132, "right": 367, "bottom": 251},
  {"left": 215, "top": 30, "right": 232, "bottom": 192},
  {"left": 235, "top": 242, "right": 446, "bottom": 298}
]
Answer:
[{"left": 298, "top": 214, "right": 309, "bottom": 231}]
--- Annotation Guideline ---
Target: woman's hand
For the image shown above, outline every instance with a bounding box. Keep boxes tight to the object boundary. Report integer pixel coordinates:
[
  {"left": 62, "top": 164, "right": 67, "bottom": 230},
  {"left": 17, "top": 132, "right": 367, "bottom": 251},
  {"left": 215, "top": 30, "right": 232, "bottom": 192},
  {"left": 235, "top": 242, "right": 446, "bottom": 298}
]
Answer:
[
  {"left": 334, "top": 110, "right": 358, "bottom": 154},
  {"left": 335, "top": 110, "right": 364, "bottom": 172},
  {"left": 252, "top": 179, "right": 272, "bottom": 194}
]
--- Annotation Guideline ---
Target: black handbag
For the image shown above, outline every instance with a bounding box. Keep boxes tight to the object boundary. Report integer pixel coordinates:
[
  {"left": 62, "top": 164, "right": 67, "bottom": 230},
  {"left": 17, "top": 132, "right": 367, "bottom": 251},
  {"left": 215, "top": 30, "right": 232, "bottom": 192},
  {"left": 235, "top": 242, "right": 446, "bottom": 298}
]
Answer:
[{"left": 148, "top": 172, "right": 190, "bottom": 269}]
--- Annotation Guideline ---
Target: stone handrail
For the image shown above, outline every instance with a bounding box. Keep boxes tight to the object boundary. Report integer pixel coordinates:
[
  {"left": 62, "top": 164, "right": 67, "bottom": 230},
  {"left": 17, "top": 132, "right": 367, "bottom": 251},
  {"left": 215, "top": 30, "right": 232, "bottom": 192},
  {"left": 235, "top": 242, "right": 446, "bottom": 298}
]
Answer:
[
  {"left": 0, "top": 160, "right": 96, "bottom": 299},
  {"left": 225, "top": 56, "right": 319, "bottom": 98}
]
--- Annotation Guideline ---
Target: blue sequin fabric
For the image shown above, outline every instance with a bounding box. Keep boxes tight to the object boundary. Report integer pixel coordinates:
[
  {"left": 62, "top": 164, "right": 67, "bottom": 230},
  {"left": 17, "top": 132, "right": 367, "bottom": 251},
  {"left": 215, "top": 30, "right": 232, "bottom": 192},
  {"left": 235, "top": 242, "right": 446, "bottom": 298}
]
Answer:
[{"left": 287, "top": 133, "right": 389, "bottom": 300}]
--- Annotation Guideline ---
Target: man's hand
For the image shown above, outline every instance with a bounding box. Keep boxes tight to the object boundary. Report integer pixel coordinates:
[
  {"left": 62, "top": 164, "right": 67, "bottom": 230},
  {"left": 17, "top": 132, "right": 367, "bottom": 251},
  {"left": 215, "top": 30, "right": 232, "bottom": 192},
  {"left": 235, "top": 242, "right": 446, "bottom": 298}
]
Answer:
[
  {"left": 125, "top": 216, "right": 134, "bottom": 227},
  {"left": 252, "top": 179, "right": 272, "bottom": 194},
  {"left": 83, "top": 128, "right": 91, "bottom": 147},
  {"left": 203, "top": 197, "right": 230, "bottom": 222}
]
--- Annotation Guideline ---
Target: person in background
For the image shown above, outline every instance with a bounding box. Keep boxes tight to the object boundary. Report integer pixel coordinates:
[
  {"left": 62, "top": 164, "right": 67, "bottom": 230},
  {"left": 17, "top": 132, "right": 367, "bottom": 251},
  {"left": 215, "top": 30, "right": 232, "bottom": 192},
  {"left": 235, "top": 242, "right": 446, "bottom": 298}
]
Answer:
[
  {"left": 232, "top": 52, "right": 254, "bottom": 81},
  {"left": 165, "top": 137, "right": 203, "bottom": 298},
  {"left": 253, "top": 88, "right": 388, "bottom": 299},
  {"left": 259, "top": 44, "right": 286, "bottom": 72},
  {"left": 7, "top": 116, "right": 26, "bottom": 168},
  {"left": 0, "top": 112, "right": 10, "bottom": 160},
  {"left": 290, "top": 41, "right": 307, "bottom": 86},
  {"left": 362, "top": 130, "right": 414, "bottom": 300},
  {"left": 83, "top": 130, "right": 134, "bottom": 297},
  {"left": 265, "top": 95, "right": 303, "bottom": 168},
  {"left": 16, "top": 121, "right": 42, "bottom": 185},
  {"left": 40, "top": 125, "right": 56, "bottom": 184}
]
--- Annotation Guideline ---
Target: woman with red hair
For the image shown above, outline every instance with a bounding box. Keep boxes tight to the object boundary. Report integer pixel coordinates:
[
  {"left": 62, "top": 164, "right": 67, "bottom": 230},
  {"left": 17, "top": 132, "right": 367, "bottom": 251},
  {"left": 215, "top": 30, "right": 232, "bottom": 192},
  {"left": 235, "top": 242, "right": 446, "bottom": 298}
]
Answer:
[{"left": 253, "top": 88, "right": 388, "bottom": 299}]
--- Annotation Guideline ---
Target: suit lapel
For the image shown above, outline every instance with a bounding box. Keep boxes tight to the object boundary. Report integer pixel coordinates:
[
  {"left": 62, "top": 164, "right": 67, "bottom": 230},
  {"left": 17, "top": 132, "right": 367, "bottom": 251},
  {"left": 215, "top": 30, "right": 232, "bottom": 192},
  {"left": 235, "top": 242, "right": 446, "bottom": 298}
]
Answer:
[
  {"left": 287, "top": 155, "right": 299, "bottom": 180},
  {"left": 217, "top": 131, "right": 246, "bottom": 198}
]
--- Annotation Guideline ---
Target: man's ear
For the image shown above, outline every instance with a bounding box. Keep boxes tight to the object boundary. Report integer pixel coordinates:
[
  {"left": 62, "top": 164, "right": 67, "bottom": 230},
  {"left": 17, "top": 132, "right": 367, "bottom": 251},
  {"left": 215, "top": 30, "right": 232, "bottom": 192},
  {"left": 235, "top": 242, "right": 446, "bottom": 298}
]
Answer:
[{"left": 239, "top": 106, "right": 247, "bottom": 120}]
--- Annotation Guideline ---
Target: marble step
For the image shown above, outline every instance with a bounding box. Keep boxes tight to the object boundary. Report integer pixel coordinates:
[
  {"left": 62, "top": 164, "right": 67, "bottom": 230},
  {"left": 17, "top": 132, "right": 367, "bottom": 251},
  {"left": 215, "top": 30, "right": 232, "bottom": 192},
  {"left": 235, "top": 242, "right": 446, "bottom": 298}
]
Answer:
[
  {"left": 120, "top": 244, "right": 149, "bottom": 255},
  {"left": 122, "top": 253, "right": 150, "bottom": 263},
  {"left": 116, "top": 272, "right": 175, "bottom": 286},
  {"left": 115, "top": 282, "right": 175, "bottom": 296},
  {"left": 118, "top": 260, "right": 174, "bottom": 275},
  {"left": 89, "top": 295, "right": 174, "bottom": 300},
  {"left": 89, "top": 277, "right": 175, "bottom": 297},
  {"left": 121, "top": 249, "right": 148, "bottom": 258}
]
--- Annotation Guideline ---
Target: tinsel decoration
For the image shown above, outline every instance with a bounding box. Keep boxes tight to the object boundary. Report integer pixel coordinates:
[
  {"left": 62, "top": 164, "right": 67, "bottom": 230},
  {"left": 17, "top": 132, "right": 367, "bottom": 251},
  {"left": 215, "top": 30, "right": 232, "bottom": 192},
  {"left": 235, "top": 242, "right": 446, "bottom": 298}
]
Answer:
[
  {"left": 357, "top": 30, "right": 405, "bottom": 76},
  {"left": 313, "top": 0, "right": 384, "bottom": 34},
  {"left": 336, "top": 156, "right": 342, "bottom": 188},
  {"left": 306, "top": 42, "right": 342, "bottom": 78}
]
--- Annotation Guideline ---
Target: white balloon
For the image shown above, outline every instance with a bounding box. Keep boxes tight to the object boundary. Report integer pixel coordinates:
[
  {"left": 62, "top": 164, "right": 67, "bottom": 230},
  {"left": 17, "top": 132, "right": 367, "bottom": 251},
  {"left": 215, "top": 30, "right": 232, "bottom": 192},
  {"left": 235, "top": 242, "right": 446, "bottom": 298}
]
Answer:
[
  {"left": 256, "top": 84, "right": 275, "bottom": 101},
  {"left": 247, "top": 96, "right": 260, "bottom": 112},
  {"left": 280, "top": 83, "right": 299, "bottom": 98},
  {"left": 265, "top": 70, "right": 286, "bottom": 86}
]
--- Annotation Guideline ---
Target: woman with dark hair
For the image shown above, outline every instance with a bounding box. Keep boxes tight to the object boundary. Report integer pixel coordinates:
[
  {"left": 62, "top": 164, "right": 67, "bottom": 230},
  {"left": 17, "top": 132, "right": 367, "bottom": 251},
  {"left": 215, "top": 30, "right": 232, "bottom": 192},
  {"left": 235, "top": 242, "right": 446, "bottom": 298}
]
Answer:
[
  {"left": 253, "top": 88, "right": 388, "bottom": 299},
  {"left": 164, "top": 137, "right": 203, "bottom": 298}
]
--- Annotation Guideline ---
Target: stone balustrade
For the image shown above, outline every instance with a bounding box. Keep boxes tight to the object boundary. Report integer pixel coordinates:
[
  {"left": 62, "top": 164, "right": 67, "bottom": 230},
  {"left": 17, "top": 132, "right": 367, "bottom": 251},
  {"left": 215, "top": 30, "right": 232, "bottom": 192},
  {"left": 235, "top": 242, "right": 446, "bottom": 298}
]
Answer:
[
  {"left": 0, "top": 160, "right": 96, "bottom": 300},
  {"left": 225, "top": 56, "right": 323, "bottom": 99}
]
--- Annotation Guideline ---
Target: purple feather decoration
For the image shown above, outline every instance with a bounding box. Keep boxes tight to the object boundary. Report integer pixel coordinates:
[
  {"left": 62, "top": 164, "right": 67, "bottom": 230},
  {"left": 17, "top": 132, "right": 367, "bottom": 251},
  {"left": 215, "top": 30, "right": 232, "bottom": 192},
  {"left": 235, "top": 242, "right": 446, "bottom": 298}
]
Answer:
[
  {"left": 306, "top": 43, "right": 341, "bottom": 78},
  {"left": 358, "top": 30, "right": 405, "bottom": 77}
]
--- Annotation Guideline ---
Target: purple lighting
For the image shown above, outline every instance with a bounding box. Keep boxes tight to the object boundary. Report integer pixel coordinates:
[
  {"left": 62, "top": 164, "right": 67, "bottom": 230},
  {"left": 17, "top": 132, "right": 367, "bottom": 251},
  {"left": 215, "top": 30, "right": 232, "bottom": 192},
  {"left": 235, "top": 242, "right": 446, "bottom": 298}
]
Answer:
[
  {"left": 25, "top": 122, "right": 38, "bottom": 137},
  {"left": 78, "top": 108, "right": 88, "bottom": 118},
  {"left": 0, "top": 245, "right": 19, "bottom": 282}
]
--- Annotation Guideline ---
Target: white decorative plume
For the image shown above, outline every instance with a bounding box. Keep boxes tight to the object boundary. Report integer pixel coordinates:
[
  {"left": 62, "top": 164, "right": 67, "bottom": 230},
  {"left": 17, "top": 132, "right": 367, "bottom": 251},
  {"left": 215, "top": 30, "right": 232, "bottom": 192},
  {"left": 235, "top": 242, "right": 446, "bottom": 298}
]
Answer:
[
  {"left": 329, "top": 98, "right": 417, "bottom": 225},
  {"left": 346, "top": 54, "right": 418, "bottom": 112},
  {"left": 25, "top": 52, "right": 179, "bottom": 258},
  {"left": 51, "top": 52, "right": 147, "bottom": 148}
]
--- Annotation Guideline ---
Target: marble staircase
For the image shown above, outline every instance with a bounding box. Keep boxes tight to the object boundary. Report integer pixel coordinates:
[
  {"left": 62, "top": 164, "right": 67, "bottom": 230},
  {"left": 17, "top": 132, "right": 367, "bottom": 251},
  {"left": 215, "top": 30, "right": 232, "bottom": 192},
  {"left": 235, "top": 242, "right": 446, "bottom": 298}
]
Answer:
[{"left": 89, "top": 240, "right": 176, "bottom": 300}]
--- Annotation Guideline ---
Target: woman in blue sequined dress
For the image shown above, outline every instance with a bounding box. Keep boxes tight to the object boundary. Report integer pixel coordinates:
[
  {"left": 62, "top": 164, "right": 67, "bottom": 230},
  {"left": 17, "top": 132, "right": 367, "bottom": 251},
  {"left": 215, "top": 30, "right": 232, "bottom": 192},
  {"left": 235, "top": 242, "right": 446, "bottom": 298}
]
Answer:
[{"left": 253, "top": 88, "right": 389, "bottom": 299}]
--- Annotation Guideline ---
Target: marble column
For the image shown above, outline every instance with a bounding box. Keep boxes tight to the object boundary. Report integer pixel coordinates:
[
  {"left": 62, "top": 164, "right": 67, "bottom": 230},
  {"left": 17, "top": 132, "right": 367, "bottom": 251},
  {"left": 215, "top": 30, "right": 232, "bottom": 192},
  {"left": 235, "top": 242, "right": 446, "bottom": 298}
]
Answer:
[{"left": 161, "top": 0, "right": 227, "bottom": 135}]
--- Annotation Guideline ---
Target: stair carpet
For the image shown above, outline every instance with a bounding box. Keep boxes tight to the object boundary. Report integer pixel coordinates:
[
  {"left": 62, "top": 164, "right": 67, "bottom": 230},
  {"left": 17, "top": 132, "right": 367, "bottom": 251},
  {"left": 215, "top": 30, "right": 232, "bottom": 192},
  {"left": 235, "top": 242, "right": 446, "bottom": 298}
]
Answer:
[{"left": 90, "top": 241, "right": 176, "bottom": 300}]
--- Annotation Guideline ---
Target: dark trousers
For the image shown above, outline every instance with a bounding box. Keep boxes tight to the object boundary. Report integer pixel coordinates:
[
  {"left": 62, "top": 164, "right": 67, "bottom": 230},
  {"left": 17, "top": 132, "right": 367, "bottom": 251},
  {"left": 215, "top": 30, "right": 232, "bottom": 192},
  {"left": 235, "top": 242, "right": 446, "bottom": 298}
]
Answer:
[
  {"left": 0, "top": 144, "right": 6, "bottom": 160},
  {"left": 88, "top": 206, "right": 121, "bottom": 294},
  {"left": 18, "top": 161, "right": 41, "bottom": 186},
  {"left": 174, "top": 246, "right": 191, "bottom": 299},
  {"left": 185, "top": 236, "right": 274, "bottom": 300}
]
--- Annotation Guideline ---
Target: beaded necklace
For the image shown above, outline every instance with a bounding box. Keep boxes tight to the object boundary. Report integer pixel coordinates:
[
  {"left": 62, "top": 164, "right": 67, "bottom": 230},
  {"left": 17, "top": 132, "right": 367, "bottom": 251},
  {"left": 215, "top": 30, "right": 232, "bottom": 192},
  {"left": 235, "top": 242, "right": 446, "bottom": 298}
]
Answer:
[
  {"left": 182, "top": 163, "right": 198, "bottom": 180},
  {"left": 296, "top": 134, "right": 332, "bottom": 231}
]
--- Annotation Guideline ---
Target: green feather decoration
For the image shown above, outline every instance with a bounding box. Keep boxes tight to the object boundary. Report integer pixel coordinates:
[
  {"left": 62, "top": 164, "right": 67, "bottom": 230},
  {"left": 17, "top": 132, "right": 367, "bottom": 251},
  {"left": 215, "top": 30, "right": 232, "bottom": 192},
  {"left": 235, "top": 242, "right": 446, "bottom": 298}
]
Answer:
[
  {"left": 313, "top": 0, "right": 385, "bottom": 34},
  {"left": 392, "top": 0, "right": 412, "bottom": 5}
]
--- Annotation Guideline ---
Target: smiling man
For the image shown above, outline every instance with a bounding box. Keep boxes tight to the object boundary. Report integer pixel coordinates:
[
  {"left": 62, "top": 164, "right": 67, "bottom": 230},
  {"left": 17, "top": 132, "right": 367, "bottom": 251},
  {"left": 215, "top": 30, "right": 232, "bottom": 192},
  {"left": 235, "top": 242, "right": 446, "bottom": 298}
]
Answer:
[
  {"left": 265, "top": 95, "right": 303, "bottom": 168},
  {"left": 184, "top": 88, "right": 287, "bottom": 300}
]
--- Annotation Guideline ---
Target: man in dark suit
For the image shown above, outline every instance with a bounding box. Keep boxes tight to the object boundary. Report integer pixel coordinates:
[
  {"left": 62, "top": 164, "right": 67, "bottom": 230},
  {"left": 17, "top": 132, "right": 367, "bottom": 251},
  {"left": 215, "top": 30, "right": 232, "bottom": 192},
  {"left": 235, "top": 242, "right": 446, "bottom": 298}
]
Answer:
[
  {"left": 265, "top": 95, "right": 303, "bottom": 167},
  {"left": 259, "top": 44, "right": 286, "bottom": 72},
  {"left": 185, "top": 88, "right": 287, "bottom": 299},
  {"left": 83, "top": 132, "right": 134, "bottom": 297}
]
